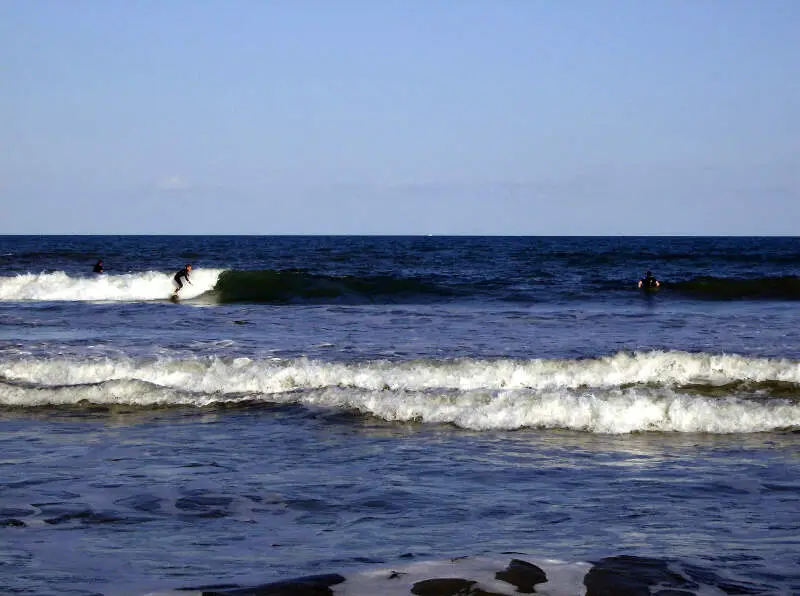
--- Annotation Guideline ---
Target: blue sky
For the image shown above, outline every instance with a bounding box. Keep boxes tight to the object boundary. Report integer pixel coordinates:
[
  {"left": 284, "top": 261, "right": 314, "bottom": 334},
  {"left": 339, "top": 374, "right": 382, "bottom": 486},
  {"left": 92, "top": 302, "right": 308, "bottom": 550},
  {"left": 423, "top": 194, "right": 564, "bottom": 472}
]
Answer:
[{"left": 1, "top": 1, "right": 798, "bottom": 234}]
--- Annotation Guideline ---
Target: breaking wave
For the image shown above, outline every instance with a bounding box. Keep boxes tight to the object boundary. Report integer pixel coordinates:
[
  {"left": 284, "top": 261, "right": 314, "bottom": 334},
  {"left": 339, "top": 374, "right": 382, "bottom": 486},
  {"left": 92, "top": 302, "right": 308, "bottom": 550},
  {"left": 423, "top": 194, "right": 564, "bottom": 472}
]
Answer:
[
  {"left": 0, "top": 270, "right": 222, "bottom": 302},
  {"left": 0, "top": 269, "right": 457, "bottom": 304},
  {"left": 4, "top": 270, "right": 800, "bottom": 305},
  {"left": 2, "top": 351, "right": 799, "bottom": 434}
]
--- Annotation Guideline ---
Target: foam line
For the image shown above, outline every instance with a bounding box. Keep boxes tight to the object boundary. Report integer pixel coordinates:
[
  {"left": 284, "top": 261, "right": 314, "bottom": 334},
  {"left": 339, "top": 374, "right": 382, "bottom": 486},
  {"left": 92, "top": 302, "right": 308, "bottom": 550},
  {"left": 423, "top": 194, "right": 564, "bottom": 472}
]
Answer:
[{"left": 2, "top": 352, "right": 799, "bottom": 433}]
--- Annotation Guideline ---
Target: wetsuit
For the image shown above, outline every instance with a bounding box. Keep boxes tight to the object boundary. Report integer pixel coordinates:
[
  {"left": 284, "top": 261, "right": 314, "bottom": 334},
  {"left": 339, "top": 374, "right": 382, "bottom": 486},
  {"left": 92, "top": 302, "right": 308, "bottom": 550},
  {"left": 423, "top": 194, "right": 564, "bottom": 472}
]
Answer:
[
  {"left": 92, "top": 262, "right": 103, "bottom": 273},
  {"left": 640, "top": 275, "right": 659, "bottom": 289},
  {"left": 174, "top": 267, "right": 190, "bottom": 291}
]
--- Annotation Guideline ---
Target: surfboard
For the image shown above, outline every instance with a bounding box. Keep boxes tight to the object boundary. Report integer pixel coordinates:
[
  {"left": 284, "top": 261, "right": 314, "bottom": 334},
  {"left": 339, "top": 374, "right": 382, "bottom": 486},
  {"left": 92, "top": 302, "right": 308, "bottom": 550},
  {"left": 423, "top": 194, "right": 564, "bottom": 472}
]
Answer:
[{"left": 170, "top": 294, "right": 180, "bottom": 303}]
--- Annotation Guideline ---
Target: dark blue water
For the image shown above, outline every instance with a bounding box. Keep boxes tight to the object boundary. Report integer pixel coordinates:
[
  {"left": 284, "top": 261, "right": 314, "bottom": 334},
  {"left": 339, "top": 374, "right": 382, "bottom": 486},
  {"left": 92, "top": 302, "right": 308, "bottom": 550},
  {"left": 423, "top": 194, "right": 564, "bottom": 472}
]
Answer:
[{"left": 1, "top": 236, "right": 799, "bottom": 595}]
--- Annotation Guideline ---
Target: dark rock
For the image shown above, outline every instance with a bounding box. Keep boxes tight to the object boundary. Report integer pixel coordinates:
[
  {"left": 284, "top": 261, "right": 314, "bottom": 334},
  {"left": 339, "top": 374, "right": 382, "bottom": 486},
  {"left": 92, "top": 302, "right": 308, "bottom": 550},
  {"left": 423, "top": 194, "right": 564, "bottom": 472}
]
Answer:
[
  {"left": 584, "top": 556, "right": 697, "bottom": 596},
  {"left": 411, "top": 577, "right": 505, "bottom": 596},
  {"left": 412, "top": 578, "right": 476, "bottom": 595},
  {"left": 495, "top": 558, "right": 548, "bottom": 593}
]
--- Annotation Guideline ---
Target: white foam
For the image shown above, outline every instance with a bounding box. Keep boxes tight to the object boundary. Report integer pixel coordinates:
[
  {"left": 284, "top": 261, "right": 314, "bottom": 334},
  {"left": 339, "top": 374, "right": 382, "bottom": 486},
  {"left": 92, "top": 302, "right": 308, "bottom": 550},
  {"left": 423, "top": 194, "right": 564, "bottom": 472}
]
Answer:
[
  {"left": 2, "top": 352, "right": 799, "bottom": 433},
  {"left": 141, "top": 556, "right": 591, "bottom": 596},
  {"left": 7, "top": 351, "right": 795, "bottom": 393},
  {"left": 332, "top": 556, "right": 591, "bottom": 596},
  {"left": 0, "top": 269, "right": 223, "bottom": 301},
  {"left": 0, "top": 379, "right": 221, "bottom": 407}
]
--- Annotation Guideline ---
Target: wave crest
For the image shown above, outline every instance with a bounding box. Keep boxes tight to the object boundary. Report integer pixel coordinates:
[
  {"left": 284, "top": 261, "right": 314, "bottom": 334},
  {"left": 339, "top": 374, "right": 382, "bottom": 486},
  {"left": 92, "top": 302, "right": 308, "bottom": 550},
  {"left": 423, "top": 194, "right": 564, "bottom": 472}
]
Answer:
[
  {"left": 0, "top": 270, "right": 223, "bottom": 302},
  {"left": 2, "top": 351, "right": 799, "bottom": 433}
]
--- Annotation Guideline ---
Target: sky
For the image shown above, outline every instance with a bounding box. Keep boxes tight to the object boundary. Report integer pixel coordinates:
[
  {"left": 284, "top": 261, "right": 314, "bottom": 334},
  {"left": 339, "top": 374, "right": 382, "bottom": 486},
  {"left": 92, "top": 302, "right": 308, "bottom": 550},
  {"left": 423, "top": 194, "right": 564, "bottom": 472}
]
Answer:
[{"left": 1, "top": 0, "right": 798, "bottom": 235}]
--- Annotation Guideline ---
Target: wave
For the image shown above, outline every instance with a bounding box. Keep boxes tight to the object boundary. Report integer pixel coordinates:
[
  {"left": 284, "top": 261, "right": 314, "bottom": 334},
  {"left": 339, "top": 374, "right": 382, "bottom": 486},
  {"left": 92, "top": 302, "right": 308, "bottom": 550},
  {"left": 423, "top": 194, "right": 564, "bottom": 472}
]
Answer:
[
  {"left": 0, "top": 269, "right": 459, "bottom": 304},
  {"left": 213, "top": 269, "right": 457, "bottom": 304},
  {"left": 2, "top": 351, "right": 799, "bottom": 434},
  {"left": 0, "top": 270, "right": 223, "bottom": 302},
  {"left": 5, "top": 269, "right": 800, "bottom": 305},
  {"left": 671, "top": 275, "right": 800, "bottom": 300}
]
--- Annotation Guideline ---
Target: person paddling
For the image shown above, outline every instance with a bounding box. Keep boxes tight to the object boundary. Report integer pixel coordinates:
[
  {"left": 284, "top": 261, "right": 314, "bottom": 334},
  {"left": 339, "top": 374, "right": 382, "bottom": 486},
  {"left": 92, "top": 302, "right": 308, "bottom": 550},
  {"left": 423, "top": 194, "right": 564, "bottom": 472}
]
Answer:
[{"left": 638, "top": 270, "right": 660, "bottom": 289}]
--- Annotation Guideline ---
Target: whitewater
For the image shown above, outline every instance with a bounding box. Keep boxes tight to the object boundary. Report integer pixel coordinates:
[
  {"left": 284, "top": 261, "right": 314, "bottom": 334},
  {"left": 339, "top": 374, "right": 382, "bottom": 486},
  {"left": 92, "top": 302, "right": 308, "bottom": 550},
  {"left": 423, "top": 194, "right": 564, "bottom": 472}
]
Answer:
[
  {"left": 2, "top": 351, "right": 798, "bottom": 433},
  {"left": 0, "top": 269, "right": 224, "bottom": 301}
]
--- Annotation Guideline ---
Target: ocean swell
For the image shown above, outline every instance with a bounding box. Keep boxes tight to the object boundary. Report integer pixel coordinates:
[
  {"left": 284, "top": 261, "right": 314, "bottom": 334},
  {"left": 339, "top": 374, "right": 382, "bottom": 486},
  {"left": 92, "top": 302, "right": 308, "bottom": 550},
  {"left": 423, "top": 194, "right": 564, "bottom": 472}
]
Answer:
[
  {"left": 671, "top": 275, "right": 800, "bottom": 300},
  {"left": 212, "top": 269, "right": 457, "bottom": 304}
]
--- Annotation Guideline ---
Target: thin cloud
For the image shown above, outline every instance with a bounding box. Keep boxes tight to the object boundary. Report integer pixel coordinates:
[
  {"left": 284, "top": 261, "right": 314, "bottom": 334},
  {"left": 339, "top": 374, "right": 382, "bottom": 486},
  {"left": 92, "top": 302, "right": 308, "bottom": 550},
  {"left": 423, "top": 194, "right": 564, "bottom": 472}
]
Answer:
[{"left": 155, "top": 175, "right": 192, "bottom": 191}]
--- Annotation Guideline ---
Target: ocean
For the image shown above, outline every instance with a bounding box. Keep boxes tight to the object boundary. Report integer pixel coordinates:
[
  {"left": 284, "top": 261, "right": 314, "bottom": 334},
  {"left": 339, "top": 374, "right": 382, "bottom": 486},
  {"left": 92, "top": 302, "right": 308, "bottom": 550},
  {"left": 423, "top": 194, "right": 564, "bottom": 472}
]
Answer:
[{"left": 1, "top": 235, "right": 798, "bottom": 596}]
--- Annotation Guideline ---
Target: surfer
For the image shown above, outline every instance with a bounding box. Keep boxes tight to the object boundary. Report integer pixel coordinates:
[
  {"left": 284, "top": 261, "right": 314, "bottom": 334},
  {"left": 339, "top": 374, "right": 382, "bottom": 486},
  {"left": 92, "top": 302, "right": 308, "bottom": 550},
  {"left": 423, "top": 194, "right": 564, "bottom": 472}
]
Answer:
[
  {"left": 638, "top": 270, "right": 660, "bottom": 289},
  {"left": 173, "top": 264, "right": 193, "bottom": 296},
  {"left": 92, "top": 259, "right": 104, "bottom": 274}
]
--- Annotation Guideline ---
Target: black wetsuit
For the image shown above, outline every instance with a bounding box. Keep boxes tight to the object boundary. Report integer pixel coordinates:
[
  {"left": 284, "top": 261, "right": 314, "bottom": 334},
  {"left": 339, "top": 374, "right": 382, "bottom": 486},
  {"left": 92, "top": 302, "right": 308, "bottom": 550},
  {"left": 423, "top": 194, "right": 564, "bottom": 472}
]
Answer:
[
  {"left": 640, "top": 275, "right": 659, "bottom": 289},
  {"left": 174, "top": 267, "right": 190, "bottom": 290},
  {"left": 93, "top": 262, "right": 103, "bottom": 273}
]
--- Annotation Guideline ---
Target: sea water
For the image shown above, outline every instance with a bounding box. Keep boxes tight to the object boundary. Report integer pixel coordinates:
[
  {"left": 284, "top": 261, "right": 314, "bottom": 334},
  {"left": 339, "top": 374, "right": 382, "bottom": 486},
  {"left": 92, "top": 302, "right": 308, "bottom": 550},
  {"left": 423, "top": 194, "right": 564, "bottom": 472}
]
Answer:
[{"left": 1, "top": 236, "right": 798, "bottom": 595}]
